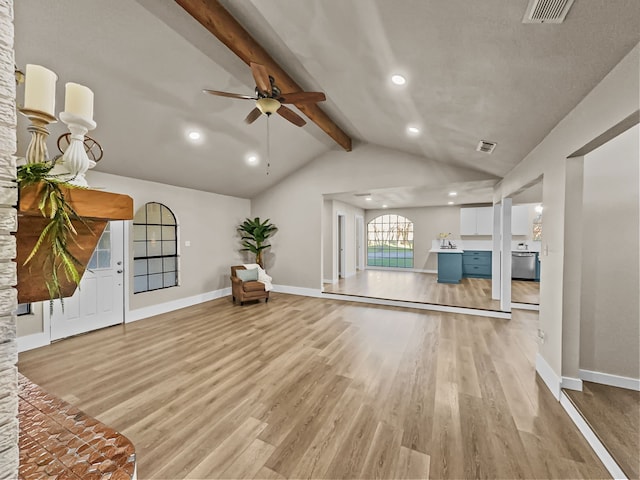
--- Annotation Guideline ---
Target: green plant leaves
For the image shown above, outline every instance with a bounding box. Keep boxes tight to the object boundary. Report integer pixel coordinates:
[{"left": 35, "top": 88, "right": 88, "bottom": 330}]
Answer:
[
  {"left": 237, "top": 217, "right": 277, "bottom": 265},
  {"left": 18, "top": 162, "right": 92, "bottom": 303}
]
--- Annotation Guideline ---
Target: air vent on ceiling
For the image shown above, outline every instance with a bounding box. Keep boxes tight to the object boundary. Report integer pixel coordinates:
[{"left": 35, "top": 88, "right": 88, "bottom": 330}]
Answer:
[
  {"left": 354, "top": 193, "right": 372, "bottom": 197},
  {"left": 476, "top": 140, "right": 497, "bottom": 154},
  {"left": 522, "top": 0, "right": 575, "bottom": 24}
]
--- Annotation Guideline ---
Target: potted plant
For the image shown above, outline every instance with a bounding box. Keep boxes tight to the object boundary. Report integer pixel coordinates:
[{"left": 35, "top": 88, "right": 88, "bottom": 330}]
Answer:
[{"left": 238, "top": 217, "right": 277, "bottom": 268}]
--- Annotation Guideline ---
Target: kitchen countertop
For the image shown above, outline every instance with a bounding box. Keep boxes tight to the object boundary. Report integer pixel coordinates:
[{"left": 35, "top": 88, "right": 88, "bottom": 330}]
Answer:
[{"left": 429, "top": 248, "right": 464, "bottom": 253}]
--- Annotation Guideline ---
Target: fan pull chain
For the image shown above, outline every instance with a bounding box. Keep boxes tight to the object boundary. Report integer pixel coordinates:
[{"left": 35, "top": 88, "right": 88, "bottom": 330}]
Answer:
[{"left": 266, "top": 115, "right": 271, "bottom": 176}]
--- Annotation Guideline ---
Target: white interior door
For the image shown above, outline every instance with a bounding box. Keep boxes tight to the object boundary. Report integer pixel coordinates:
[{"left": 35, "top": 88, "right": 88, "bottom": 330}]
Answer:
[{"left": 49, "top": 221, "right": 125, "bottom": 341}]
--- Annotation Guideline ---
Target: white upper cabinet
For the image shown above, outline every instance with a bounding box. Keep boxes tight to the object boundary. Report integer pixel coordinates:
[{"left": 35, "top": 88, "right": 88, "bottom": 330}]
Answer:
[
  {"left": 476, "top": 207, "right": 493, "bottom": 235},
  {"left": 512, "top": 205, "right": 530, "bottom": 236},
  {"left": 460, "top": 208, "right": 478, "bottom": 235},
  {"left": 460, "top": 207, "right": 493, "bottom": 235}
]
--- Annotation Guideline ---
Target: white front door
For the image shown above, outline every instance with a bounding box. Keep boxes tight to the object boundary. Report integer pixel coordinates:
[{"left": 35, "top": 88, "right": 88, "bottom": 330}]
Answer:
[{"left": 49, "top": 221, "right": 125, "bottom": 341}]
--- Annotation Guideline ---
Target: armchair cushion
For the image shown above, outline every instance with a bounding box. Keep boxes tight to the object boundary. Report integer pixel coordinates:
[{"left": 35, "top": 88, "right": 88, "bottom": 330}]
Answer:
[
  {"left": 242, "top": 281, "right": 266, "bottom": 292},
  {"left": 236, "top": 268, "right": 259, "bottom": 282}
]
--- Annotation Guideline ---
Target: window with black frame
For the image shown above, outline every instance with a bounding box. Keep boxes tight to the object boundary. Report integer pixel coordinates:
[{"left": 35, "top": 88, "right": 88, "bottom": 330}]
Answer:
[
  {"left": 133, "top": 202, "right": 178, "bottom": 293},
  {"left": 367, "top": 214, "right": 414, "bottom": 268}
]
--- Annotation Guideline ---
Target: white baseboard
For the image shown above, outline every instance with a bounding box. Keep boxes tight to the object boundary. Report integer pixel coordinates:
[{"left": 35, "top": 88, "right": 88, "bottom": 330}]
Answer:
[
  {"left": 560, "top": 392, "right": 627, "bottom": 479},
  {"left": 17, "top": 332, "right": 51, "bottom": 353},
  {"left": 561, "top": 376, "right": 583, "bottom": 391},
  {"left": 579, "top": 369, "right": 640, "bottom": 392},
  {"left": 272, "top": 285, "right": 323, "bottom": 298},
  {"left": 321, "top": 292, "right": 511, "bottom": 319},
  {"left": 511, "top": 302, "right": 540, "bottom": 311},
  {"left": 536, "top": 353, "right": 561, "bottom": 400},
  {"left": 126, "top": 287, "right": 231, "bottom": 323},
  {"left": 322, "top": 278, "right": 337, "bottom": 285},
  {"left": 365, "top": 267, "right": 437, "bottom": 274}
]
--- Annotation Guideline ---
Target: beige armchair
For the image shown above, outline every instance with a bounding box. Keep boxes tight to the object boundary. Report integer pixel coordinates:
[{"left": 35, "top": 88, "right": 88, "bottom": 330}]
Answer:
[{"left": 230, "top": 266, "right": 269, "bottom": 305}]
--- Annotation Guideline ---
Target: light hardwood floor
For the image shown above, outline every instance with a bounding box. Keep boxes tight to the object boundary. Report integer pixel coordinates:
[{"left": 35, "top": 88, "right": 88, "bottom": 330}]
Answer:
[
  {"left": 18, "top": 293, "right": 604, "bottom": 479},
  {"left": 323, "top": 270, "right": 540, "bottom": 310},
  {"left": 565, "top": 382, "right": 639, "bottom": 479}
]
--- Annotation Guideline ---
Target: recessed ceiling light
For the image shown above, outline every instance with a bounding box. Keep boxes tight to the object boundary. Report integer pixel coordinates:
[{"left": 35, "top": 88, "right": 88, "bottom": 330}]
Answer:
[
  {"left": 382, "top": 204, "right": 388, "bottom": 209},
  {"left": 391, "top": 74, "right": 406, "bottom": 86},
  {"left": 448, "top": 201, "right": 455, "bottom": 205},
  {"left": 187, "top": 130, "right": 201, "bottom": 141},
  {"left": 535, "top": 204, "right": 543, "bottom": 214},
  {"left": 365, "top": 197, "right": 372, "bottom": 201},
  {"left": 407, "top": 125, "right": 420, "bottom": 136},
  {"left": 246, "top": 154, "right": 259, "bottom": 166},
  {"left": 448, "top": 191, "right": 457, "bottom": 197}
]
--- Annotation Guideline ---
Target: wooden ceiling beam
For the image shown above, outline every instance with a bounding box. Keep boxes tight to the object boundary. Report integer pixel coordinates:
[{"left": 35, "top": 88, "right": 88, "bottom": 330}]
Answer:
[{"left": 175, "top": 0, "right": 352, "bottom": 152}]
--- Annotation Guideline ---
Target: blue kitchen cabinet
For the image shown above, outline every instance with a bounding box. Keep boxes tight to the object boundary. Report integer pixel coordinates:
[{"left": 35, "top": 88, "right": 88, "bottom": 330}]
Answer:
[
  {"left": 535, "top": 253, "right": 540, "bottom": 282},
  {"left": 437, "top": 253, "right": 463, "bottom": 283},
  {"left": 462, "top": 250, "right": 492, "bottom": 279}
]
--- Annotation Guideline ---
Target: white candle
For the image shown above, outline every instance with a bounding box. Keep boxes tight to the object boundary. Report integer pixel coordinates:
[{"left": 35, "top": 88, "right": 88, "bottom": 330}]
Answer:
[
  {"left": 24, "top": 64, "right": 57, "bottom": 116},
  {"left": 64, "top": 82, "right": 94, "bottom": 121}
]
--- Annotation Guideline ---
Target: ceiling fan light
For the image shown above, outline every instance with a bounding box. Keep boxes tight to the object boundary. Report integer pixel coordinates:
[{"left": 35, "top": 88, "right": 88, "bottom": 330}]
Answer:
[{"left": 256, "top": 97, "right": 281, "bottom": 115}]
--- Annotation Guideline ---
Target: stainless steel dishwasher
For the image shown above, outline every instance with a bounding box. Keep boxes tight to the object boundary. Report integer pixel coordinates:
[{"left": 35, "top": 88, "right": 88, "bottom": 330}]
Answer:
[{"left": 512, "top": 252, "right": 536, "bottom": 280}]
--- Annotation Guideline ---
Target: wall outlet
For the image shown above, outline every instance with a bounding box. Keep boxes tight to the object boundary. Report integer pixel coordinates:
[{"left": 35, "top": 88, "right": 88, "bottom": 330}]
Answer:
[
  {"left": 537, "top": 329, "right": 546, "bottom": 343},
  {"left": 184, "top": 240, "right": 191, "bottom": 247}
]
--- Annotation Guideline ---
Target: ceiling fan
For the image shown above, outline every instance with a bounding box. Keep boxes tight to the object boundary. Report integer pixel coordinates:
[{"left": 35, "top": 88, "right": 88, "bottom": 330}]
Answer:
[{"left": 203, "top": 62, "right": 326, "bottom": 127}]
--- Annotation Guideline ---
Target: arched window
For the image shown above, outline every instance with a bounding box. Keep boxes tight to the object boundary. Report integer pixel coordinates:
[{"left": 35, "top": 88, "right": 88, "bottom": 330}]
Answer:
[
  {"left": 133, "top": 202, "right": 178, "bottom": 293},
  {"left": 367, "top": 214, "right": 414, "bottom": 268}
]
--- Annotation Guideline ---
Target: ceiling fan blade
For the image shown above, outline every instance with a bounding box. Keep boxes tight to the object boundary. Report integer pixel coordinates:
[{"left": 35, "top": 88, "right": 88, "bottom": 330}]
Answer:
[
  {"left": 203, "top": 89, "right": 256, "bottom": 100},
  {"left": 277, "top": 105, "right": 306, "bottom": 127},
  {"left": 244, "top": 107, "right": 262, "bottom": 125},
  {"left": 250, "top": 62, "right": 272, "bottom": 96},
  {"left": 279, "top": 91, "right": 326, "bottom": 104}
]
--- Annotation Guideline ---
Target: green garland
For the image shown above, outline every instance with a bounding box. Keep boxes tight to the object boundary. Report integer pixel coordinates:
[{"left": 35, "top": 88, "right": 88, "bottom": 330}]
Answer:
[{"left": 18, "top": 162, "right": 91, "bottom": 301}]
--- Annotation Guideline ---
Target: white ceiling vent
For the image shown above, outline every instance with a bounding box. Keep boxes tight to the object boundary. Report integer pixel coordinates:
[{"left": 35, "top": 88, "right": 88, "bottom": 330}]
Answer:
[
  {"left": 522, "top": 0, "right": 575, "bottom": 23},
  {"left": 476, "top": 140, "right": 497, "bottom": 154}
]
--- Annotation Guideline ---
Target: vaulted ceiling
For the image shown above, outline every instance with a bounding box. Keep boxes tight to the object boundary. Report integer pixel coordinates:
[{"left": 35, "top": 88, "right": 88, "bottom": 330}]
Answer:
[{"left": 14, "top": 0, "right": 640, "bottom": 202}]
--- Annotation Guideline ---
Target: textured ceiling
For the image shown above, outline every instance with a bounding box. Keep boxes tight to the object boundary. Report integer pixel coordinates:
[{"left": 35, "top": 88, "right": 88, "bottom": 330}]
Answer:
[{"left": 13, "top": 0, "right": 640, "bottom": 203}]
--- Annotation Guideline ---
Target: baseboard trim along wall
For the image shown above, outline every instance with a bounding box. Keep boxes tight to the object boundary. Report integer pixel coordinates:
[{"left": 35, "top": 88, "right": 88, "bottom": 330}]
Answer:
[
  {"left": 536, "top": 353, "right": 561, "bottom": 400},
  {"left": 273, "top": 284, "right": 511, "bottom": 319},
  {"left": 560, "top": 392, "right": 627, "bottom": 480},
  {"left": 561, "top": 376, "right": 583, "bottom": 391},
  {"left": 321, "top": 292, "right": 511, "bottom": 319},
  {"left": 511, "top": 302, "right": 540, "bottom": 311},
  {"left": 579, "top": 369, "right": 640, "bottom": 391},
  {"left": 17, "top": 332, "right": 50, "bottom": 353},
  {"left": 126, "top": 287, "right": 232, "bottom": 323},
  {"left": 366, "top": 267, "right": 437, "bottom": 274},
  {"left": 272, "top": 285, "right": 323, "bottom": 298}
]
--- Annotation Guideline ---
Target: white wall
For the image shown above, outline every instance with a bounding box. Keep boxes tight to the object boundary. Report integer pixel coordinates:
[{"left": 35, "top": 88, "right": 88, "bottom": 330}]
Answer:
[
  {"left": 580, "top": 125, "right": 639, "bottom": 380},
  {"left": 493, "top": 43, "right": 639, "bottom": 386},
  {"left": 251, "top": 143, "right": 495, "bottom": 289},
  {"left": 89, "top": 171, "right": 250, "bottom": 312},
  {"left": 18, "top": 171, "right": 250, "bottom": 339},
  {"left": 365, "top": 206, "right": 461, "bottom": 271}
]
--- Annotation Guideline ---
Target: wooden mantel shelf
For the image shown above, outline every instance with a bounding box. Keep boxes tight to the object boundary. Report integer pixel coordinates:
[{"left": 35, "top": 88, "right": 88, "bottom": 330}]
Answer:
[{"left": 16, "top": 183, "right": 133, "bottom": 304}]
